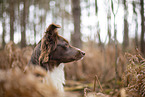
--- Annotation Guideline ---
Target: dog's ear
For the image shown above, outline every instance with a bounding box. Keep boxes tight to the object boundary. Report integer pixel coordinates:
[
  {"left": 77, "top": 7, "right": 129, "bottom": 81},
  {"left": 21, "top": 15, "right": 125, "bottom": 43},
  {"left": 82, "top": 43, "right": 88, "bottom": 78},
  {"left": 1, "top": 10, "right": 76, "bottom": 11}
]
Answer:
[
  {"left": 46, "top": 23, "right": 61, "bottom": 34},
  {"left": 39, "top": 23, "right": 61, "bottom": 66}
]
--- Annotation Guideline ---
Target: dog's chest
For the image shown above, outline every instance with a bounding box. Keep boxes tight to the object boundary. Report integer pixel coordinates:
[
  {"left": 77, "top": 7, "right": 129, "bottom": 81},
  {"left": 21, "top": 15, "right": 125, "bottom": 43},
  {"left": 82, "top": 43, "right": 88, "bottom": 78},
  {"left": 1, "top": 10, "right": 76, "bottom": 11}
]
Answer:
[{"left": 44, "top": 63, "right": 65, "bottom": 92}]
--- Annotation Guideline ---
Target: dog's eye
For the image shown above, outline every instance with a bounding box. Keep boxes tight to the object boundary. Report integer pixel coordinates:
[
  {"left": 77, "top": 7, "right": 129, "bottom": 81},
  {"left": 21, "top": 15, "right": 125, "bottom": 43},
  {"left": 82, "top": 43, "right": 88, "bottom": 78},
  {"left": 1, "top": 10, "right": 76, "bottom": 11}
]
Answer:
[
  {"left": 64, "top": 43, "right": 69, "bottom": 47},
  {"left": 57, "top": 43, "right": 69, "bottom": 49}
]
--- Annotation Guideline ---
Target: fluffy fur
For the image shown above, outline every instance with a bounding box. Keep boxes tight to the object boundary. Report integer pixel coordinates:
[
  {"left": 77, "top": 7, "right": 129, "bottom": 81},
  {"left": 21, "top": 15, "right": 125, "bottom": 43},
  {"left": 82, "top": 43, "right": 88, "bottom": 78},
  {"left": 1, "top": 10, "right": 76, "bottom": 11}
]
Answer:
[
  {"left": 39, "top": 24, "right": 60, "bottom": 66},
  {"left": 43, "top": 64, "right": 65, "bottom": 92}
]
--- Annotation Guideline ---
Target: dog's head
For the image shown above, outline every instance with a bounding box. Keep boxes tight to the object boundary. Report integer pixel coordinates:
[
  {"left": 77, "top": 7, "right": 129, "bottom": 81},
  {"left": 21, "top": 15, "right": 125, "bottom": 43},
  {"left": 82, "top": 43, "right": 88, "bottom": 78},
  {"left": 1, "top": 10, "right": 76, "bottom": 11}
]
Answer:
[
  {"left": 49, "top": 35, "right": 85, "bottom": 63},
  {"left": 31, "top": 23, "right": 85, "bottom": 70}
]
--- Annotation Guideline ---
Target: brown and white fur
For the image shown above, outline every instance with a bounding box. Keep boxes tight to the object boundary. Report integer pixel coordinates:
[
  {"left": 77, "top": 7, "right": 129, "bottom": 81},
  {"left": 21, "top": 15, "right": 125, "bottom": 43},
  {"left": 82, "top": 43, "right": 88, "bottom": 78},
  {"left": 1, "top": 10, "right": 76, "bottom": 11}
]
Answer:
[{"left": 29, "top": 23, "right": 85, "bottom": 92}]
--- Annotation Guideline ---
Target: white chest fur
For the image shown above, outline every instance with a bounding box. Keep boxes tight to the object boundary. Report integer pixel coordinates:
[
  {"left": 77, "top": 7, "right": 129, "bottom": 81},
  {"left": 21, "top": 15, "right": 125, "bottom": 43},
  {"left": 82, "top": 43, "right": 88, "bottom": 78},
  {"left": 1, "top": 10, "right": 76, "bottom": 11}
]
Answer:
[{"left": 43, "top": 63, "right": 65, "bottom": 92}]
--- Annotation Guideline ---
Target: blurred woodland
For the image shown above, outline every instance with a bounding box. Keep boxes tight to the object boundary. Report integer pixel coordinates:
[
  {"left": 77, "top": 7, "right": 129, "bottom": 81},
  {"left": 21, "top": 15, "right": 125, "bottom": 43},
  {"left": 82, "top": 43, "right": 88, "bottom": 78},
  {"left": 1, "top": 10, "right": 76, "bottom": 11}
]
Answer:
[{"left": 0, "top": 0, "right": 145, "bottom": 97}]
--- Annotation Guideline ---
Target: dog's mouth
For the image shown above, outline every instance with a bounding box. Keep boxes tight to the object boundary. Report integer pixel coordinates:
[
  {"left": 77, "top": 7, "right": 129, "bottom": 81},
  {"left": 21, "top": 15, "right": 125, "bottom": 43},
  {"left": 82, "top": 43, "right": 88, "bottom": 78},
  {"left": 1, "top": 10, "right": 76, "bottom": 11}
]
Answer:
[
  {"left": 67, "top": 53, "right": 85, "bottom": 62},
  {"left": 75, "top": 51, "right": 85, "bottom": 60}
]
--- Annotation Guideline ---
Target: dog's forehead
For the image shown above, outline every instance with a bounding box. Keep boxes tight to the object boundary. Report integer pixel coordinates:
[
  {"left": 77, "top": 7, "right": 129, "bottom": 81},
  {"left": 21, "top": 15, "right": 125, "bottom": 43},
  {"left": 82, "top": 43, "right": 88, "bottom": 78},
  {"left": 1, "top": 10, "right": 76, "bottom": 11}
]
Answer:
[{"left": 57, "top": 35, "right": 69, "bottom": 43}]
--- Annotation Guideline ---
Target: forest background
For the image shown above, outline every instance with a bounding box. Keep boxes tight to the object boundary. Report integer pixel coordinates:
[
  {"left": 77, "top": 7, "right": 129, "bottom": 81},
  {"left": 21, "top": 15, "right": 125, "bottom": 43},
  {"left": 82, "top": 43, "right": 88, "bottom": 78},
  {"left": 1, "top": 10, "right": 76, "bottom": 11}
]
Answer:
[{"left": 0, "top": 0, "right": 145, "bottom": 97}]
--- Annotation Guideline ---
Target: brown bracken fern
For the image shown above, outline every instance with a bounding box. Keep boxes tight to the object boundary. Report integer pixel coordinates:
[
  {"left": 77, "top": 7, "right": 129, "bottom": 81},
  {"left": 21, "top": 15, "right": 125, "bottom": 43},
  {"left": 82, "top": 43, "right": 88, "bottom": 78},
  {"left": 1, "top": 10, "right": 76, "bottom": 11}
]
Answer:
[{"left": 125, "top": 50, "right": 145, "bottom": 97}]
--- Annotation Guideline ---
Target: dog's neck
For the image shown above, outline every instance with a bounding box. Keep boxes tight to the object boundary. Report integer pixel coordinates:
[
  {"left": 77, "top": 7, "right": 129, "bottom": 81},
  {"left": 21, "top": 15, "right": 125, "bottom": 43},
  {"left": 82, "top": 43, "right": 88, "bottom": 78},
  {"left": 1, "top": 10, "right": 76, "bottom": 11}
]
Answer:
[
  {"left": 44, "top": 63, "right": 65, "bottom": 92},
  {"left": 42, "top": 61, "right": 60, "bottom": 71}
]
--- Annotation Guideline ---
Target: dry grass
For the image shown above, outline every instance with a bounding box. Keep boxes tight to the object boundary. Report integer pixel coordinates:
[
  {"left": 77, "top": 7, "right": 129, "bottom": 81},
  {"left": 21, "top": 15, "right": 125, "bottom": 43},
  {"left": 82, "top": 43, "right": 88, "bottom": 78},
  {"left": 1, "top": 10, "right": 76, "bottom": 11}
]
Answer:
[
  {"left": 0, "top": 67, "right": 59, "bottom": 97},
  {"left": 124, "top": 50, "right": 145, "bottom": 97},
  {"left": 0, "top": 41, "right": 32, "bottom": 70},
  {"left": 65, "top": 45, "right": 126, "bottom": 83}
]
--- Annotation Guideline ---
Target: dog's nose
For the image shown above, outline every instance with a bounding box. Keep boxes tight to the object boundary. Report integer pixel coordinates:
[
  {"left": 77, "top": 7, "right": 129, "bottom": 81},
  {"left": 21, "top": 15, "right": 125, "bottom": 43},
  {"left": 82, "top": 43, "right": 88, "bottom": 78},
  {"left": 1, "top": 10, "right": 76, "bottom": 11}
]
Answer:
[{"left": 81, "top": 51, "right": 85, "bottom": 56}]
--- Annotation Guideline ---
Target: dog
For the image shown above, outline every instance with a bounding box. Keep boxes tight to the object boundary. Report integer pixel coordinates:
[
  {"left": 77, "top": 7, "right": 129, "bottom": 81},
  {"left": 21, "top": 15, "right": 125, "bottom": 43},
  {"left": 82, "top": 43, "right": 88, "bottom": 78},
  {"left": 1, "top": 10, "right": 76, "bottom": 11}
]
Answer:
[{"left": 29, "top": 23, "right": 85, "bottom": 91}]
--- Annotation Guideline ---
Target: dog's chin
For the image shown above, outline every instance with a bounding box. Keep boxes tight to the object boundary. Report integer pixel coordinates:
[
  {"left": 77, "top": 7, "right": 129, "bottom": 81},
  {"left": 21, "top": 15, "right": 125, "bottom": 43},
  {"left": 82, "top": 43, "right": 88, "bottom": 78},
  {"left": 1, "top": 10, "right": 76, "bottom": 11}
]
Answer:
[
  {"left": 79, "top": 57, "right": 84, "bottom": 60},
  {"left": 76, "top": 56, "right": 84, "bottom": 61},
  {"left": 69, "top": 56, "right": 84, "bottom": 62},
  {"left": 59, "top": 58, "right": 81, "bottom": 63}
]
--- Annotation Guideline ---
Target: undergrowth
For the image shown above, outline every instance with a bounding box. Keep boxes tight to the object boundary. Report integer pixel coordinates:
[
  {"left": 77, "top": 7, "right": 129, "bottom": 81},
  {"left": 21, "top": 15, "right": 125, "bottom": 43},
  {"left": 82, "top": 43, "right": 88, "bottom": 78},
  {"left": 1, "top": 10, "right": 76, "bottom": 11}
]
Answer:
[
  {"left": 1, "top": 41, "right": 145, "bottom": 97},
  {"left": 125, "top": 50, "right": 145, "bottom": 97}
]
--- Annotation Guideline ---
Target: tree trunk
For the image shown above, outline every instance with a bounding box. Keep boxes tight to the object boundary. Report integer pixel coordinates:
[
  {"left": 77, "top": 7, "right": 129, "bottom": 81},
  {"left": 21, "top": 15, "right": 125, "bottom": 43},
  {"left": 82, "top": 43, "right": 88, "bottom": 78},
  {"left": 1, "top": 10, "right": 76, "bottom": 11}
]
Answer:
[
  {"left": 111, "top": 0, "right": 119, "bottom": 87},
  {"left": 2, "top": 21, "right": 6, "bottom": 48},
  {"left": 95, "top": 0, "right": 98, "bottom": 16},
  {"left": 133, "top": 1, "right": 138, "bottom": 48},
  {"left": 123, "top": 0, "right": 129, "bottom": 50},
  {"left": 123, "top": 19, "right": 129, "bottom": 49},
  {"left": 97, "top": 31, "right": 102, "bottom": 46},
  {"left": 9, "top": 0, "right": 15, "bottom": 42},
  {"left": 107, "top": 1, "right": 111, "bottom": 44},
  {"left": 33, "top": 23, "right": 36, "bottom": 47},
  {"left": 140, "top": 0, "right": 145, "bottom": 54},
  {"left": 107, "top": 17, "right": 111, "bottom": 44},
  {"left": 135, "top": 19, "right": 138, "bottom": 47},
  {"left": 71, "top": 0, "right": 82, "bottom": 48},
  {"left": 2, "top": 0, "right": 6, "bottom": 48},
  {"left": 21, "top": 0, "right": 29, "bottom": 48},
  {"left": 33, "top": 2, "right": 36, "bottom": 47}
]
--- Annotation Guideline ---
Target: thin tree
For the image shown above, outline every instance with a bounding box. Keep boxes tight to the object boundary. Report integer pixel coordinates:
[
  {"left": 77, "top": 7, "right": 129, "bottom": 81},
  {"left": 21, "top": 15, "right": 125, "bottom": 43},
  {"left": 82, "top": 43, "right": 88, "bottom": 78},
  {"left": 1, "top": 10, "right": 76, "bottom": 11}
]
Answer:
[
  {"left": 123, "top": 0, "right": 129, "bottom": 50},
  {"left": 9, "top": 0, "right": 15, "bottom": 42},
  {"left": 61, "top": 0, "right": 65, "bottom": 36},
  {"left": 111, "top": 0, "right": 119, "bottom": 86},
  {"left": 95, "top": 0, "right": 102, "bottom": 46},
  {"left": 71, "top": 0, "right": 82, "bottom": 48},
  {"left": 2, "top": 0, "right": 6, "bottom": 48},
  {"left": 107, "top": 16, "right": 111, "bottom": 44},
  {"left": 133, "top": 1, "right": 138, "bottom": 48},
  {"left": 95, "top": 0, "right": 98, "bottom": 16},
  {"left": 33, "top": 1, "right": 36, "bottom": 46},
  {"left": 21, "top": 0, "right": 29, "bottom": 48},
  {"left": 70, "top": 0, "right": 82, "bottom": 80},
  {"left": 140, "top": 0, "right": 144, "bottom": 55},
  {"left": 106, "top": 0, "right": 112, "bottom": 44}
]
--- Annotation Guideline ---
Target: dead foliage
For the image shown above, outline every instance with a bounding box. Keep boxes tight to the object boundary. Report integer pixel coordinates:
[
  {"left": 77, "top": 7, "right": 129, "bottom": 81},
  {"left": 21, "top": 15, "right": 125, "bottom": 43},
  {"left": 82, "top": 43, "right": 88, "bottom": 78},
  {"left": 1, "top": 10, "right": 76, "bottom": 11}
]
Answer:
[
  {"left": 0, "top": 41, "right": 33, "bottom": 70},
  {"left": 65, "top": 45, "right": 126, "bottom": 83},
  {"left": 124, "top": 50, "right": 145, "bottom": 97},
  {"left": 0, "top": 67, "right": 59, "bottom": 97}
]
